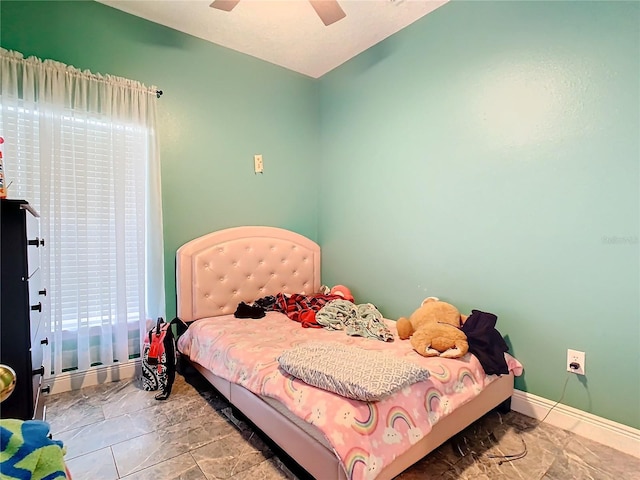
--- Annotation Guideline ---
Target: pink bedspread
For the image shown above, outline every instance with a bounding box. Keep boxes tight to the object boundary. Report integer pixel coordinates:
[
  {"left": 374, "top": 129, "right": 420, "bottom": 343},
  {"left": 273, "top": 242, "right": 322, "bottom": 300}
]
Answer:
[{"left": 178, "top": 312, "right": 523, "bottom": 480}]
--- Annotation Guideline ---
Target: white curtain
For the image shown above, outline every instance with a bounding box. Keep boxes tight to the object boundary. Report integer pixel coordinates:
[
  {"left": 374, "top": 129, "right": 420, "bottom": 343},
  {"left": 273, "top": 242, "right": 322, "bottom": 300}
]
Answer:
[{"left": 0, "top": 48, "right": 165, "bottom": 376}]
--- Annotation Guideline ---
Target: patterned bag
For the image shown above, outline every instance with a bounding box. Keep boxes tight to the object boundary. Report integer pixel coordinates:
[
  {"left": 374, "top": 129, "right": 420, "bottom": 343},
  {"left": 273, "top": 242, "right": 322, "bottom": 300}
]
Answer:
[{"left": 141, "top": 317, "right": 176, "bottom": 400}]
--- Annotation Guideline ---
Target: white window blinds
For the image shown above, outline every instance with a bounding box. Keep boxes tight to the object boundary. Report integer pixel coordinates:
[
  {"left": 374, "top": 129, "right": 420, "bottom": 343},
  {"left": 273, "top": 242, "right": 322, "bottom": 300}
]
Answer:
[{"left": 1, "top": 102, "right": 147, "bottom": 333}]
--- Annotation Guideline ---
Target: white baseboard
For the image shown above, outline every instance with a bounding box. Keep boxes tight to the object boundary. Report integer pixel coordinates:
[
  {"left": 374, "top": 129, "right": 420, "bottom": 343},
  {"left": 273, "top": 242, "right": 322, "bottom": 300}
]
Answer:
[
  {"left": 45, "top": 360, "right": 141, "bottom": 395},
  {"left": 512, "top": 389, "right": 640, "bottom": 459}
]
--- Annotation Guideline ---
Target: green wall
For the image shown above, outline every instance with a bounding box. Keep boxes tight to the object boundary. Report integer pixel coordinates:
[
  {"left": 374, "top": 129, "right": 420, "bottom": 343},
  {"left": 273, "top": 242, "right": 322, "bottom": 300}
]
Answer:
[
  {"left": 0, "top": 0, "right": 321, "bottom": 319},
  {"left": 2, "top": 0, "right": 639, "bottom": 429},
  {"left": 318, "top": 0, "right": 639, "bottom": 429}
]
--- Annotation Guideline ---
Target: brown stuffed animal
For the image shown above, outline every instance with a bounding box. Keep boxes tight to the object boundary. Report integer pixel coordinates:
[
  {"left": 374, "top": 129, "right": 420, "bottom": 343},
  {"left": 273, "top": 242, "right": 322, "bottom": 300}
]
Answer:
[{"left": 396, "top": 297, "right": 469, "bottom": 358}]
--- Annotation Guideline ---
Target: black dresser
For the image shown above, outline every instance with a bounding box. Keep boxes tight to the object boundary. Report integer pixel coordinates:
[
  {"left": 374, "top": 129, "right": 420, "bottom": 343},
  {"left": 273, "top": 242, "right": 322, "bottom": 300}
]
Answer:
[{"left": 1, "top": 199, "right": 48, "bottom": 419}]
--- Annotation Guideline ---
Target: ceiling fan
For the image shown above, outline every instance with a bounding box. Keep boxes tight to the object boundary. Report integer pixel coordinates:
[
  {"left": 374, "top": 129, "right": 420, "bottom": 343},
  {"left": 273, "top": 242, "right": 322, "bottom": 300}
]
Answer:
[{"left": 210, "top": 0, "right": 347, "bottom": 26}]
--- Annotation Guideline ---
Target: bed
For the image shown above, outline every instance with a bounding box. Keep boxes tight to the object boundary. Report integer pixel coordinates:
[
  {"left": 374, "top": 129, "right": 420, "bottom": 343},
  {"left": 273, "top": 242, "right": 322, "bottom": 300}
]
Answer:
[{"left": 175, "top": 226, "right": 522, "bottom": 480}]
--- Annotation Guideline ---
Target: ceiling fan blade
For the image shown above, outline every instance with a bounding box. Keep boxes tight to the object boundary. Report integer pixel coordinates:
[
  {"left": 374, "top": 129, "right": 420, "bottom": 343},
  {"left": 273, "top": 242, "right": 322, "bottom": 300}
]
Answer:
[
  {"left": 210, "top": 0, "right": 240, "bottom": 12},
  {"left": 308, "top": 0, "right": 346, "bottom": 26}
]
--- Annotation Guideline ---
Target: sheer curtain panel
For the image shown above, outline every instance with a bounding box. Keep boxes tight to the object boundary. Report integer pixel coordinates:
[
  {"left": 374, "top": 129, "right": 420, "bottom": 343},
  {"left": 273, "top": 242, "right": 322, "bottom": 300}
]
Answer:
[{"left": 0, "top": 48, "right": 165, "bottom": 377}]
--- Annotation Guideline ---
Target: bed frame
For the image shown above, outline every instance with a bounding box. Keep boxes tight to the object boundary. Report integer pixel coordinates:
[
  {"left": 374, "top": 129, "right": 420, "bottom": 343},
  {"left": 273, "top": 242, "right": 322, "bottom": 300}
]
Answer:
[{"left": 176, "top": 226, "right": 514, "bottom": 480}]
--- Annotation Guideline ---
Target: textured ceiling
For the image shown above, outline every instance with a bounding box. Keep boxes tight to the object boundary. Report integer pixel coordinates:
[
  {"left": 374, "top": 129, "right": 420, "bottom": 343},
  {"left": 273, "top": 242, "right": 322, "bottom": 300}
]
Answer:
[{"left": 98, "top": 0, "right": 448, "bottom": 78}]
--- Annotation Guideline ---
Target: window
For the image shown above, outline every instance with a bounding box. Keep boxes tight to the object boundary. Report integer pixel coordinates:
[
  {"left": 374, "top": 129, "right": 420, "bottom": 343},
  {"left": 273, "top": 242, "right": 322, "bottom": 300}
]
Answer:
[
  {"left": 0, "top": 48, "right": 164, "bottom": 376},
  {"left": 3, "top": 103, "right": 147, "bottom": 330}
]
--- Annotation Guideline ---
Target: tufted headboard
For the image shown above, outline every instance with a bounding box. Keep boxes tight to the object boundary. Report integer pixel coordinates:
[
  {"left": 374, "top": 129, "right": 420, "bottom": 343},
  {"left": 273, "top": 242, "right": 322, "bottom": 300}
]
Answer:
[{"left": 176, "top": 226, "right": 321, "bottom": 322}]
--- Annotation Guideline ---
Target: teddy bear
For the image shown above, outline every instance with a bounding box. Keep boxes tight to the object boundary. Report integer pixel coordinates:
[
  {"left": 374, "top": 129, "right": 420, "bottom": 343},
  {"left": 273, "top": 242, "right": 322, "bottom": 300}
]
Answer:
[{"left": 396, "top": 297, "right": 469, "bottom": 358}]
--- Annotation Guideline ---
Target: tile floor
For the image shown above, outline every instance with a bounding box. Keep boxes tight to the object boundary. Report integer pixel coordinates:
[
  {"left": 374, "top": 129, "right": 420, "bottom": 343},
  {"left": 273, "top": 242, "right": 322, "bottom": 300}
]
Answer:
[{"left": 45, "top": 367, "right": 640, "bottom": 480}]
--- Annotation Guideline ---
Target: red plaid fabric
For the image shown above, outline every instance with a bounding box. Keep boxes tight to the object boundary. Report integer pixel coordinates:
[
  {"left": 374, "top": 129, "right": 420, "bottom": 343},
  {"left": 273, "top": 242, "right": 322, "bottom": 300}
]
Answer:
[{"left": 272, "top": 293, "right": 343, "bottom": 328}]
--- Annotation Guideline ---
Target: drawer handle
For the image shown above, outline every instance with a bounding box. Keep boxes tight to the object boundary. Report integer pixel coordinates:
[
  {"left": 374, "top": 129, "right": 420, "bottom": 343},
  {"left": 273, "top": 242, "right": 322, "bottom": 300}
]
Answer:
[
  {"left": 41, "top": 337, "right": 49, "bottom": 345},
  {"left": 41, "top": 385, "right": 51, "bottom": 394},
  {"left": 28, "top": 237, "right": 45, "bottom": 247},
  {"left": 31, "top": 302, "right": 42, "bottom": 312},
  {"left": 39, "top": 288, "right": 47, "bottom": 296},
  {"left": 32, "top": 366, "right": 45, "bottom": 376}
]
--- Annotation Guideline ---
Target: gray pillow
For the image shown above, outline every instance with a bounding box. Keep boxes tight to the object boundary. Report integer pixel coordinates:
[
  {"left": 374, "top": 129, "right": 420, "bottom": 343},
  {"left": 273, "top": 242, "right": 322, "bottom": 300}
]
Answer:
[{"left": 277, "top": 342, "right": 430, "bottom": 402}]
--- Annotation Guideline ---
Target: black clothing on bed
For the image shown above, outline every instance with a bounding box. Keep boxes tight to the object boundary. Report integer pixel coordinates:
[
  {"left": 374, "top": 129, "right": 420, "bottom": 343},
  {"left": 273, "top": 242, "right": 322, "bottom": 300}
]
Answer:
[
  {"left": 461, "top": 310, "right": 509, "bottom": 375},
  {"left": 234, "top": 302, "right": 266, "bottom": 319},
  {"left": 254, "top": 295, "right": 276, "bottom": 310},
  {"left": 234, "top": 295, "right": 277, "bottom": 319}
]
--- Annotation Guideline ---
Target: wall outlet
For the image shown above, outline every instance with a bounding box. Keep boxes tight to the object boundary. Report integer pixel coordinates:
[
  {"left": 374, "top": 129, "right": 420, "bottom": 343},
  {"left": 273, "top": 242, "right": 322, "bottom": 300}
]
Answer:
[
  {"left": 254, "top": 154, "right": 264, "bottom": 174},
  {"left": 567, "top": 349, "right": 586, "bottom": 375}
]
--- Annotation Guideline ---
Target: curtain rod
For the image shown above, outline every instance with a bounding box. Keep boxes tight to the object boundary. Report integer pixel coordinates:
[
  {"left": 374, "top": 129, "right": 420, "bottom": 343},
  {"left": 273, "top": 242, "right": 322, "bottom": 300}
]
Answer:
[{"left": 1, "top": 48, "right": 164, "bottom": 99}]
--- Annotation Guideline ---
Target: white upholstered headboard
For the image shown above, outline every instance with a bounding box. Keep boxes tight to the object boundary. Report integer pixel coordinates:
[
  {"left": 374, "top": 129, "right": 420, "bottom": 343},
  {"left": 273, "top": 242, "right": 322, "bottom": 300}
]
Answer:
[{"left": 176, "top": 226, "right": 321, "bottom": 322}]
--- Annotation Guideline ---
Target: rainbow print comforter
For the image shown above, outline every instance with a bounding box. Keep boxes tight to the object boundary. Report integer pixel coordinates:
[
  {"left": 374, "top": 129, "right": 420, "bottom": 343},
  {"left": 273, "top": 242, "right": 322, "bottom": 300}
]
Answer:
[{"left": 178, "top": 312, "right": 523, "bottom": 480}]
